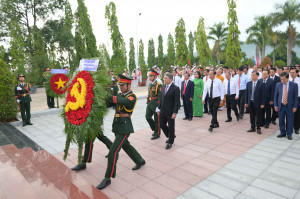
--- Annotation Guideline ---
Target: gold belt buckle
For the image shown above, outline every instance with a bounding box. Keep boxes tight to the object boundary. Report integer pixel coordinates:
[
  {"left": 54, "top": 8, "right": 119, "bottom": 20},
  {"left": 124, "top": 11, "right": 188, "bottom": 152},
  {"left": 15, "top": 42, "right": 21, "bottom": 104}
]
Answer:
[
  {"left": 115, "top": 113, "right": 120, "bottom": 117},
  {"left": 149, "top": 97, "right": 152, "bottom": 100}
]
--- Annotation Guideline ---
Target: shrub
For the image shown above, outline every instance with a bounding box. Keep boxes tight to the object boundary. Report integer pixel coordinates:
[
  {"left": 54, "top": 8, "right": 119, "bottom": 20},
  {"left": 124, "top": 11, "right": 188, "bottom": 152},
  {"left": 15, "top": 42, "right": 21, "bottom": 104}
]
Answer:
[
  {"left": 260, "top": 57, "right": 272, "bottom": 68},
  {"left": 274, "top": 60, "right": 286, "bottom": 67}
]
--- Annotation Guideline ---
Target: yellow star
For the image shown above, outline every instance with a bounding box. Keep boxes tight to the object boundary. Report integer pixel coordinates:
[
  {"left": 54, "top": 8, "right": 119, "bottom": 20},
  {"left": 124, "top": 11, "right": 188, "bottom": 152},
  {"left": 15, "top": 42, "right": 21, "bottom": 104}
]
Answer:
[{"left": 55, "top": 78, "right": 67, "bottom": 90}]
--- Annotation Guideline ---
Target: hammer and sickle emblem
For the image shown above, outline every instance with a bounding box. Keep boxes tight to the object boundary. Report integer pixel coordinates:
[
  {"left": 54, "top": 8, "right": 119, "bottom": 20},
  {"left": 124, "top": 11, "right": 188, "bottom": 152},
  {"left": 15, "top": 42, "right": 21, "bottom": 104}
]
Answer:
[{"left": 65, "top": 78, "right": 87, "bottom": 112}]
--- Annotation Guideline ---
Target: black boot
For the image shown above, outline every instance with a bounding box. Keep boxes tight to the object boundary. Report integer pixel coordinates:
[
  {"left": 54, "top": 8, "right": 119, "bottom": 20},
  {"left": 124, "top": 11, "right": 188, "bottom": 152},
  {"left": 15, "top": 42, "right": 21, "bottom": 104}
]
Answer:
[
  {"left": 132, "top": 160, "right": 146, "bottom": 170},
  {"left": 96, "top": 178, "right": 111, "bottom": 190},
  {"left": 71, "top": 164, "right": 86, "bottom": 171}
]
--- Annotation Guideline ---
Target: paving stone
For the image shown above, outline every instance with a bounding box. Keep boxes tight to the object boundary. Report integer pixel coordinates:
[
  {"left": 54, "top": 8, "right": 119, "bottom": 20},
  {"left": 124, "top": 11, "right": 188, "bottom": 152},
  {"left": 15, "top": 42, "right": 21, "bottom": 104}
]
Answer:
[
  {"left": 260, "top": 172, "right": 300, "bottom": 190},
  {"left": 234, "top": 193, "right": 256, "bottom": 199},
  {"left": 272, "top": 161, "right": 300, "bottom": 173},
  {"left": 251, "top": 178, "right": 297, "bottom": 198},
  {"left": 246, "top": 148, "right": 280, "bottom": 159},
  {"left": 217, "top": 168, "right": 255, "bottom": 184},
  {"left": 266, "top": 165, "right": 300, "bottom": 182},
  {"left": 196, "top": 180, "right": 239, "bottom": 199},
  {"left": 295, "top": 191, "right": 300, "bottom": 199},
  {"left": 241, "top": 186, "right": 287, "bottom": 199},
  {"left": 232, "top": 157, "right": 269, "bottom": 170},
  {"left": 225, "top": 162, "right": 263, "bottom": 177},
  {"left": 258, "top": 141, "right": 290, "bottom": 150},
  {"left": 182, "top": 188, "right": 221, "bottom": 199},
  {"left": 253, "top": 144, "right": 284, "bottom": 155},
  {"left": 207, "top": 173, "right": 248, "bottom": 192},
  {"left": 242, "top": 152, "right": 274, "bottom": 164},
  {"left": 280, "top": 156, "right": 300, "bottom": 166},
  {"left": 285, "top": 151, "right": 300, "bottom": 160}
]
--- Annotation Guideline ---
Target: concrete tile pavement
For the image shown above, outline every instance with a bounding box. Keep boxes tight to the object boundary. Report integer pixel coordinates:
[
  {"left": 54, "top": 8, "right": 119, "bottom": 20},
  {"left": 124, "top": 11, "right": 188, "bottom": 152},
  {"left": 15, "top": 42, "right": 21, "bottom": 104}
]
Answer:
[{"left": 11, "top": 97, "right": 300, "bottom": 199}]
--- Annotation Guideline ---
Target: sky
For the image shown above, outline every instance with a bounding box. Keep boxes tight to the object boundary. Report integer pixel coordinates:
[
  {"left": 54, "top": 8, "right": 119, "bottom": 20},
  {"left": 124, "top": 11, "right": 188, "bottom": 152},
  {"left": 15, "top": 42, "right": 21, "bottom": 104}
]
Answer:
[{"left": 68, "top": 0, "right": 300, "bottom": 57}]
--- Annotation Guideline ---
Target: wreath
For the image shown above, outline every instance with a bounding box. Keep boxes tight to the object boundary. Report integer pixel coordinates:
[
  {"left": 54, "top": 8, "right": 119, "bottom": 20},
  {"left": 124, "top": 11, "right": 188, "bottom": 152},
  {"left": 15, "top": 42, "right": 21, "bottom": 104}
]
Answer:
[
  {"left": 61, "top": 68, "right": 111, "bottom": 163},
  {"left": 50, "top": 74, "right": 69, "bottom": 95}
]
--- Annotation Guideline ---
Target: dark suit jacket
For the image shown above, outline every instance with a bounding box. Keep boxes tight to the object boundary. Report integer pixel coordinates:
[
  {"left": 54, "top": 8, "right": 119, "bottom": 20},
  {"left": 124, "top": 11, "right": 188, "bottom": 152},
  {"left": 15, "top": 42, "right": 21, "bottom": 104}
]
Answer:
[
  {"left": 271, "top": 76, "right": 281, "bottom": 84},
  {"left": 259, "top": 78, "right": 275, "bottom": 104},
  {"left": 245, "top": 80, "right": 265, "bottom": 108},
  {"left": 274, "top": 81, "right": 299, "bottom": 111},
  {"left": 158, "top": 83, "right": 180, "bottom": 117},
  {"left": 181, "top": 80, "right": 194, "bottom": 99}
]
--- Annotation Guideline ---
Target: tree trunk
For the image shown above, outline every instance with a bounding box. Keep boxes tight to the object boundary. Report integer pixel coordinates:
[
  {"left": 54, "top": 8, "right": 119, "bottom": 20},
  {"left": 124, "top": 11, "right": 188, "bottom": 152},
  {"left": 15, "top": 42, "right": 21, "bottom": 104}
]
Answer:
[
  {"left": 217, "top": 50, "right": 220, "bottom": 65},
  {"left": 255, "top": 45, "right": 260, "bottom": 64},
  {"left": 262, "top": 46, "right": 265, "bottom": 60},
  {"left": 273, "top": 47, "right": 276, "bottom": 66},
  {"left": 287, "top": 26, "right": 296, "bottom": 66}
]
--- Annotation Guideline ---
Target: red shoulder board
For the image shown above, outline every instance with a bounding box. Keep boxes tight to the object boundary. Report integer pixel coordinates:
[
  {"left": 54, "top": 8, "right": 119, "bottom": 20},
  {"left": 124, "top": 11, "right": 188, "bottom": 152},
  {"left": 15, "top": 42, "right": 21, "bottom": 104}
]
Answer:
[{"left": 128, "top": 96, "right": 134, "bottom": 101}]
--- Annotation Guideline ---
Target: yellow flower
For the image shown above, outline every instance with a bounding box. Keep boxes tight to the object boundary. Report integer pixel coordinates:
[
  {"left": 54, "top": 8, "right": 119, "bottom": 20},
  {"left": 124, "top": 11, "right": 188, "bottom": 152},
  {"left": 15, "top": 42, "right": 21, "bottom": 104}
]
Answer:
[
  {"left": 65, "top": 78, "right": 87, "bottom": 112},
  {"left": 55, "top": 77, "right": 67, "bottom": 90}
]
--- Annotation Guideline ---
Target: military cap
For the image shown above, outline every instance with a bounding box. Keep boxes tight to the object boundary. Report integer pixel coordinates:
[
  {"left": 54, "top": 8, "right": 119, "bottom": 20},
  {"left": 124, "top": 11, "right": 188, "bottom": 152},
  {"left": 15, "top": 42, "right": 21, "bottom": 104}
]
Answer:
[
  {"left": 17, "top": 73, "right": 26, "bottom": 79},
  {"left": 117, "top": 74, "right": 133, "bottom": 84},
  {"left": 148, "top": 69, "right": 159, "bottom": 76},
  {"left": 45, "top": 67, "right": 51, "bottom": 71}
]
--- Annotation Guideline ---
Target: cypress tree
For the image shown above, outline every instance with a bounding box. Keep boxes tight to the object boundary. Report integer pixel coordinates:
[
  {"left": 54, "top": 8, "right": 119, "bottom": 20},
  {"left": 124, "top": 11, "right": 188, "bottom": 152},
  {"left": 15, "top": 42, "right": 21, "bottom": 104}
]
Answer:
[
  {"left": 158, "top": 34, "right": 164, "bottom": 67},
  {"left": 188, "top": 31, "right": 195, "bottom": 65},
  {"left": 139, "top": 39, "right": 147, "bottom": 81},
  {"left": 128, "top": 37, "right": 136, "bottom": 73},
  {"left": 147, "top": 38, "right": 155, "bottom": 69},
  {"left": 175, "top": 18, "right": 188, "bottom": 66},
  {"left": 166, "top": 33, "right": 175, "bottom": 66}
]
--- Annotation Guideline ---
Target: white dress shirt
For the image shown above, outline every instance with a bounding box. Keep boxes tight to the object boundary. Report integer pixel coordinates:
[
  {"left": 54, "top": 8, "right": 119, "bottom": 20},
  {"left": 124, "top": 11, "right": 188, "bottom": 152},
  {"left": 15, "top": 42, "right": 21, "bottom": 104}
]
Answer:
[
  {"left": 173, "top": 75, "right": 181, "bottom": 90},
  {"left": 203, "top": 78, "right": 225, "bottom": 100},
  {"left": 224, "top": 78, "right": 239, "bottom": 98},
  {"left": 289, "top": 77, "right": 300, "bottom": 97},
  {"left": 203, "top": 76, "right": 210, "bottom": 84},
  {"left": 190, "top": 75, "right": 195, "bottom": 81}
]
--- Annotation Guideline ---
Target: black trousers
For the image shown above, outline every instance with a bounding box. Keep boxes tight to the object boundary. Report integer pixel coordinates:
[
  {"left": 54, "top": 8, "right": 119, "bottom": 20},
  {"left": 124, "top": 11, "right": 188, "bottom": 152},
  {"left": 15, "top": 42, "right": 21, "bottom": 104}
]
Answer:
[
  {"left": 204, "top": 95, "right": 209, "bottom": 113},
  {"left": 226, "top": 94, "right": 239, "bottom": 119},
  {"left": 47, "top": 95, "right": 55, "bottom": 108},
  {"left": 238, "top": 90, "right": 245, "bottom": 116},
  {"left": 294, "top": 97, "right": 300, "bottom": 131},
  {"left": 183, "top": 95, "right": 193, "bottom": 119},
  {"left": 160, "top": 113, "right": 175, "bottom": 144},
  {"left": 271, "top": 104, "right": 278, "bottom": 122},
  {"left": 262, "top": 103, "right": 272, "bottom": 126},
  {"left": 250, "top": 101, "right": 262, "bottom": 130},
  {"left": 209, "top": 97, "right": 220, "bottom": 127}
]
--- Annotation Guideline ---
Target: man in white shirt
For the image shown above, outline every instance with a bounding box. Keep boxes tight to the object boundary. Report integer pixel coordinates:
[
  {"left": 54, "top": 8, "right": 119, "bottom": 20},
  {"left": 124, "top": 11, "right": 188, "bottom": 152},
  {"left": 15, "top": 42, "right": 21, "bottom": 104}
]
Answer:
[
  {"left": 173, "top": 70, "right": 182, "bottom": 109},
  {"left": 222, "top": 67, "right": 229, "bottom": 79},
  {"left": 224, "top": 72, "right": 239, "bottom": 122},
  {"left": 202, "top": 71, "right": 225, "bottom": 132},
  {"left": 202, "top": 69, "right": 210, "bottom": 114},
  {"left": 189, "top": 70, "right": 195, "bottom": 81},
  {"left": 290, "top": 68, "right": 300, "bottom": 134}
]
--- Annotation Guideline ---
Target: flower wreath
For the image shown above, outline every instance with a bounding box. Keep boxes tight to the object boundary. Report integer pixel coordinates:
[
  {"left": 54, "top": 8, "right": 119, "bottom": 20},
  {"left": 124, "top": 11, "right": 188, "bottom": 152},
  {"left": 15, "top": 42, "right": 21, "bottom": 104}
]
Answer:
[{"left": 50, "top": 74, "right": 69, "bottom": 95}]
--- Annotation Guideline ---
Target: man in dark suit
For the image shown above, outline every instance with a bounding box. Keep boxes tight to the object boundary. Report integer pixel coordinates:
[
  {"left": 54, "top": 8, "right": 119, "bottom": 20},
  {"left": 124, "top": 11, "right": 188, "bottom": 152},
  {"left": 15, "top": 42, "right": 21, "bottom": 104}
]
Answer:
[
  {"left": 245, "top": 71, "right": 265, "bottom": 134},
  {"left": 275, "top": 72, "right": 299, "bottom": 140},
  {"left": 260, "top": 69, "right": 276, "bottom": 128},
  {"left": 157, "top": 73, "right": 180, "bottom": 149},
  {"left": 269, "top": 68, "right": 281, "bottom": 125},
  {"left": 181, "top": 73, "right": 194, "bottom": 121}
]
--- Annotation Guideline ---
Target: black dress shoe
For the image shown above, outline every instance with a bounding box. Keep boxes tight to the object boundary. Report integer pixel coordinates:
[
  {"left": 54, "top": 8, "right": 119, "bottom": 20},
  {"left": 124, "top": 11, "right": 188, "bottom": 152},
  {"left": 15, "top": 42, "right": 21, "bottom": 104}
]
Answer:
[
  {"left": 166, "top": 139, "right": 170, "bottom": 143},
  {"left": 71, "top": 164, "right": 86, "bottom": 171},
  {"left": 213, "top": 124, "right": 219, "bottom": 128},
  {"left": 225, "top": 119, "right": 232, "bottom": 122},
  {"left": 236, "top": 116, "right": 240, "bottom": 121},
  {"left": 287, "top": 135, "right": 293, "bottom": 140},
  {"left": 257, "top": 129, "right": 262, "bottom": 134},
  {"left": 264, "top": 124, "right": 269, "bottom": 129},
  {"left": 96, "top": 178, "right": 111, "bottom": 190},
  {"left": 151, "top": 135, "right": 160, "bottom": 140},
  {"left": 247, "top": 129, "right": 255, "bottom": 132},
  {"left": 132, "top": 160, "right": 146, "bottom": 170},
  {"left": 22, "top": 123, "right": 26, "bottom": 127},
  {"left": 208, "top": 112, "right": 211, "bottom": 115},
  {"left": 239, "top": 115, "right": 243, "bottom": 119},
  {"left": 166, "top": 143, "right": 172, "bottom": 149},
  {"left": 271, "top": 121, "right": 277, "bottom": 125},
  {"left": 183, "top": 118, "right": 188, "bottom": 120},
  {"left": 277, "top": 134, "right": 286, "bottom": 138},
  {"left": 295, "top": 130, "right": 299, "bottom": 134},
  {"left": 27, "top": 122, "right": 33, "bottom": 125},
  {"left": 188, "top": 118, "right": 192, "bottom": 121},
  {"left": 208, "top": 127, "right": 213, "bottom": 132}
]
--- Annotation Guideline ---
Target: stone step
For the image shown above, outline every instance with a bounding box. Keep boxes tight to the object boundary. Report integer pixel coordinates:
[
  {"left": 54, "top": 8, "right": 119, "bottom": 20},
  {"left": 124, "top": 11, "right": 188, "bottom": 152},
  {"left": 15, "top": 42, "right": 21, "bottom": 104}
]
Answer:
[
  {"left": 0, "top": 145, "right": 39, "bottom": 199},
  {"left": 23, "top": 148, "right": 108, "bottom": 199}
]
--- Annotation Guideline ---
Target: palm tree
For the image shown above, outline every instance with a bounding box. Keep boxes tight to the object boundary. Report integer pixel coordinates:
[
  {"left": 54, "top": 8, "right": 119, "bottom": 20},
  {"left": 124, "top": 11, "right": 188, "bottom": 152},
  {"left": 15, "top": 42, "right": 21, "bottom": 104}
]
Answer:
[
  {"left": 208, "top": 22, "right": 228, "bottom": 65},
  {"left": 246, "top": 16, "right": 272, "bottom": 61},
  {"left": 271, "top": 0, "right": 300, "bottom": 66}
]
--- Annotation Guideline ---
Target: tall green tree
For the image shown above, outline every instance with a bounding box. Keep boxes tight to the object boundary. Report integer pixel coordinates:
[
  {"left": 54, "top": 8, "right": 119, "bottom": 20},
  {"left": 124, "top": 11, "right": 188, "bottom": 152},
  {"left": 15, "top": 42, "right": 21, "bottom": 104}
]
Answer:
[
  {"left": 128, "top": 37, "right": 136, "bottom": 73},
  {"left": 188, "top": 31, "right": 195, "bottom": 65},
  {"left": 139, "top": 39, "right": 147, "bottom": 81},
  {"left": 225, "top": 0, "right": 241, "bottom": 68},
  {"left": 271, "top": 0, "right": 300, "bottom": 66},
  {"left": 246, "top": 16, "right": 272, "bottom": 60},
  {"left": 10, "top": 20, "right": 26, "bottom": 74},
  {"left": 148, "top": 38, "right": 155, "bottom": 69},
  {"left": 175, "top": 18, "right": 188, "bottom": 66},
  {"left": 99, "top": 43, "right": 111, "bottom": 68},
  {"left": 208, "top": 22, "right": 228, "bottom": 65},
  {"left": 196, "top": 17, "right": 212, "bottom": 66},
  {"left": 166, "top": 33, "right": 176, "bottom": 66},
  {"left": 158, "top": 34, "right": 164, "bottom": 67},
  {"left": 105, "top": 2, "right": 127, "bottom": 73}
]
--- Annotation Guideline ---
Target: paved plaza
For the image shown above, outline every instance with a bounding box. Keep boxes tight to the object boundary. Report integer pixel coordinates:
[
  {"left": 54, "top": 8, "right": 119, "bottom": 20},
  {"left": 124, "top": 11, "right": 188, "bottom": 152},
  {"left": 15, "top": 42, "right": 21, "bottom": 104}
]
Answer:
[{"left": 10, "top": 95, "right": 300, "bottom": 199}]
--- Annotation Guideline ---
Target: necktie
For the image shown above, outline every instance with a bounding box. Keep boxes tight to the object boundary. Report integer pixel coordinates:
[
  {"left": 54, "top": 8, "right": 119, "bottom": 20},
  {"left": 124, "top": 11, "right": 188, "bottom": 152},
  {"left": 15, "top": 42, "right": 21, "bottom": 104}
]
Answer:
[
  {"left": 183, "top": 81, "right": 187, "bottom": 95},
  {"left": 206, "top": 76, "right": 208, "bottom": 81},
  {"left": 238, "top": 76, "right": 241, "bottom": 88},
  {"left": 228, "top": 80, "right": 230, "bottom": 95},
  {"left": 173, "top": 77, "right": 175, "bottom": 83},
  {"left": 283, "top": 84, "right": 288, "bottom": 105},
  {"left": 210, "top": 80, "right": 214, "bottom": 98},
  {"left": 252, "top": 82, "right": 256, "bottom": 100},
  {"left": 165, "top": 85, "right": 169, "bottom": 95},
  {"left": 293, "top": 79, "right": 295, "bottom": 82}
]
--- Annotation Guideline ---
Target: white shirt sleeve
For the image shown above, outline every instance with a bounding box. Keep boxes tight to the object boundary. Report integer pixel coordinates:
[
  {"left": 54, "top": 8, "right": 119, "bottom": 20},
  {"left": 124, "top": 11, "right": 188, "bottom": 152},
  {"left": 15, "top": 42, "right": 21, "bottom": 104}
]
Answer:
[
  {"left": 219, "top": 80, "right": 225, "bottom": 100},
  {"left": 203, "top": 83, "right": 208, "bottom": 100},
  {"left": 235, "top": 79, "right": 239, "bottom": 97}
]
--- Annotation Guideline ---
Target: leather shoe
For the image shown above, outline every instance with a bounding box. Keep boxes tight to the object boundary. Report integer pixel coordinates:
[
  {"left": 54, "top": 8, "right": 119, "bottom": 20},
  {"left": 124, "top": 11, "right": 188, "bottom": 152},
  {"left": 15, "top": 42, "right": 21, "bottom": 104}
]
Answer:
[
  {"left": 208, "top": 127, "right": 213, "bottom": 132},
  {"left": 295, "top": 130, "right": 299, "bottom": 134},
  {"left": 71, "top": 164, "right": 86, "bottom": 171},
  {"left": 287, "top": 135, "right": 293, "bottom": 140},
  {"left": 264, "top": 124, "right": 269, "bottom": 129},
  {"left": 183, "top": 118, "right": 188, "bottom": 120},
  {"left": 236, "top": 116, "right": 239, "bottom": 121},
  {"left": 271, "top": 121, "right": 277, "bottom": 125},
  {"left": 213, "top": 124, "right": 219, "bottom": 128},
  {"left": 132, "top": 160, "right": 146, "bottom": 170},
  {"left": 257, "top": 129, "right": 262, "bottom": 135},
  {"left": 22, "top": 123, "right": 26, "bottom": 127},
  {"left": 277, "top": 134, "right": 286, "bottom": 138},
  {"left": 188, "top": 118, "right": 192, "bottom": 121},
  {"left": 166, "top": 139, "right": 170, "bottom": 143},
  {"left": 27, "top": 122, "right": 33, "bottom": 125},
  {"left": 247, "top": 129, "right": 255, "bottom": 132},
  {"left": 96, "top": 178, "right": 111, "bottom": 190},
  {"left": 166, "top": 143, "right": 172, "bottom": 149},
  {"left": 208, "top": 112, "right": 211, "bottom": 115},
  {"left": 225, "top": 119, "right": 232, "bottom": 122},
  {"left": 151, "top": 135, "right": 160, "bottom": 140}
]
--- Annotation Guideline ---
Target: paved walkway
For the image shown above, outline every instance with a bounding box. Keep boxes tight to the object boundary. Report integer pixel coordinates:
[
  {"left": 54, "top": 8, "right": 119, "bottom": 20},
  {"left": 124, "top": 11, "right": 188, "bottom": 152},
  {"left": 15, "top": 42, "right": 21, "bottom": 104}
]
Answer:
[{"left": 11, "top": 98, "right": 300, "bottom": 199}]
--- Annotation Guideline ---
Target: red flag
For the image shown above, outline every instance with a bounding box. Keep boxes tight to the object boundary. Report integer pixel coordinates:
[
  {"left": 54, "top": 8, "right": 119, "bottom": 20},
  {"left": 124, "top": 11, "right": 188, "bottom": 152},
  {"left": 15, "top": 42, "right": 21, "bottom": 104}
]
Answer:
[
  {"left": 256, "top": 56, "right": 259, "bottom": 66},
  {"left": 189, "top": 59, "right": 191, "bottom": 67}
]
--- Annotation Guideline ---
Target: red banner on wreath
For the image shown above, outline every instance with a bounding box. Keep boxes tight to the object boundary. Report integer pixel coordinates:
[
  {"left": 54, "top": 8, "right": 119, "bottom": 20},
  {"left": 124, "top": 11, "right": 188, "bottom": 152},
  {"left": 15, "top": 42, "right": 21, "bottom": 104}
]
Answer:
[{"left": 50, "top": 74, "right": 69, "bottom": 94}]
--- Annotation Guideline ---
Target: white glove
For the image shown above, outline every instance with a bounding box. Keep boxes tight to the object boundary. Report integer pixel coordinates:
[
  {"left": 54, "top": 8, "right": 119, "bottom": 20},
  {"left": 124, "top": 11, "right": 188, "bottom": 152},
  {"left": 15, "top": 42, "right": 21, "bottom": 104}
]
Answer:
[
  {"left": 17, "top": 86, "right": 22, "bottom": 91},
  {"left": 17, "top": 99, "right": 20, "bottom": 103}
]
